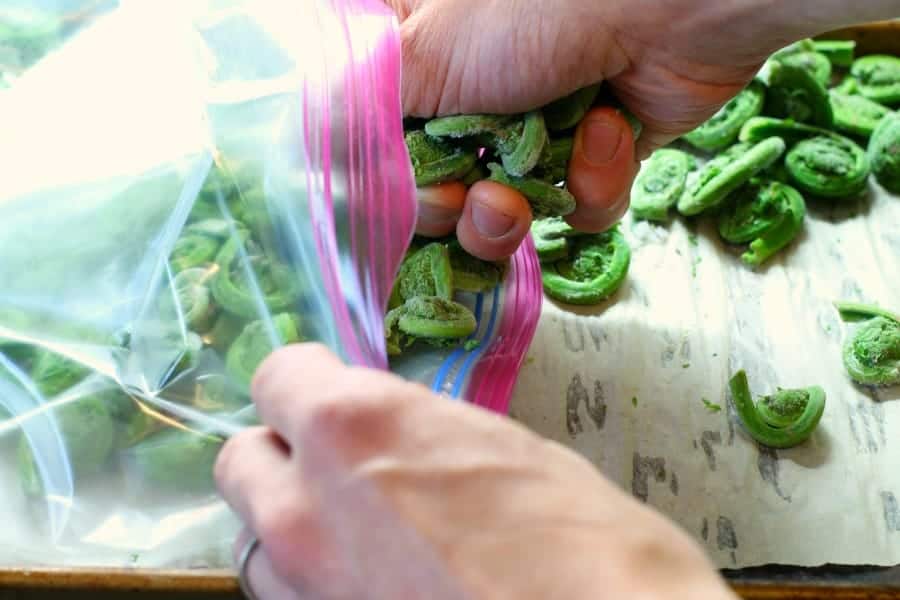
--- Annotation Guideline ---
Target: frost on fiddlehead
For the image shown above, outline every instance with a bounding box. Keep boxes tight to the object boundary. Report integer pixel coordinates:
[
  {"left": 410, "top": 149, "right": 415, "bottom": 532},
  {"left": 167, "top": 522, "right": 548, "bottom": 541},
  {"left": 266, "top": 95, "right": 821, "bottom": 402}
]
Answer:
[
  {"left": 394, "top": 242, "right": 454, "bottom": 303},
  {"left": 835, "top": 302, "right": 900, "bottom": 387},
  {"left": 405, "top": 129, "right": 478, "bottom": 186},
  {"left": 531, "top": 217, "right": 581, "bottom": 263},
  {"left": 682, "top": 81, "right": 766, "bottom": 152},
  {"left": 850, "top": 55, "right": 900, "bottom": 106},
  {"left": 446, "top": 240, "right": 505, "bottom": 293},
  {"left": 541, "top": 228, "right": 631, "bottom": 305},
  {"left": 225, "top": 313, "right": 303, "bottom": 390},
  {"left": 487, "top": 162, "right": 577, "bottom": 217},
  {"left": 631, "top": 148, "right": 696, "bottom": 221},
  {"left": 717, "top": 179, "right": 806, "bottom": 267},
  {"left": 764, "top": 61, "right": 834, "bottom": 128},
  {"left": 812, "top": 40, "right": 856, "bottom": 68},
  {"left": 829, "top": 91, "right": 890, "bottom": 139},
  {"left": 396, "top": 296, "right": 478, "bottom": 341},
  {"left": 532, "top": 137, "right": 574, "bottom": 184},
  {"left": 867, "top": 112, "right": 900, "bottom": 194},
  {"left": 677, "top": 137, "right": 786, "bottom": 216},
  {"left": 728, "top": 370, "right": 825, "bottom": 449},
  {"left": 785, "top": 133, "right": 870, "bottom": 198},
  {"left": 210, "top": 236, "right": 303, "bottom": 320}
]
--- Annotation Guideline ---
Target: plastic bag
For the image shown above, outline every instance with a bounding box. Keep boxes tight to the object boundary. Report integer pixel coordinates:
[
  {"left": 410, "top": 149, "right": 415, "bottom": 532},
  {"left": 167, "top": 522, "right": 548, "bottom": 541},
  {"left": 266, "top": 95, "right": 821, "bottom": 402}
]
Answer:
[{"left": 0, "top": 0, "right": 540, "bottom": 570}]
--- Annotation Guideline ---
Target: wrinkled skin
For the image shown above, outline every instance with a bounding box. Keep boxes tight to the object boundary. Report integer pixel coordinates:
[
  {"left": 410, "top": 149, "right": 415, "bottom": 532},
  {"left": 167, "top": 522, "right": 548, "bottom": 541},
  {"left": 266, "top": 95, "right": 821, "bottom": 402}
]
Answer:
[{"left": 389, "top": 0, "right": 889, "bottom": 261}]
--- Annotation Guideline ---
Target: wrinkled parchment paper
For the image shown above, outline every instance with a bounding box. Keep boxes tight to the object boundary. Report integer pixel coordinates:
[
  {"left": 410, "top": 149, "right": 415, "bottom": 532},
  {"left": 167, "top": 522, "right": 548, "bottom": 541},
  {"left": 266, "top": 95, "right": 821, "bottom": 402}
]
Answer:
[{"left": 509, "top": 179, "right": 900, "bottom": 569}]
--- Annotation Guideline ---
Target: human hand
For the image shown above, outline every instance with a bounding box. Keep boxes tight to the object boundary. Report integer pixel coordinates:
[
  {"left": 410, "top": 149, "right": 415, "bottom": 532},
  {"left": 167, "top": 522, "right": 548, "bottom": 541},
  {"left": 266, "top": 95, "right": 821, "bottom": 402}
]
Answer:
[
  {"left": 215, "top": 343, "right": 738, "bottom": 600},
  {"left": 390, "top": 0, "right": 896, "bottom": 261}
]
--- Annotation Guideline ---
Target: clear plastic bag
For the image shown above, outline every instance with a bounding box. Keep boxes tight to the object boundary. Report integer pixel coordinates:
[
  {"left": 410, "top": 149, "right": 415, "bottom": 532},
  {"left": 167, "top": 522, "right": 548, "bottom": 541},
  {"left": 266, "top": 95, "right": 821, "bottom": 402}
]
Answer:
[{"left": 0, "top": 0, "right": 541, "bottom": 570}]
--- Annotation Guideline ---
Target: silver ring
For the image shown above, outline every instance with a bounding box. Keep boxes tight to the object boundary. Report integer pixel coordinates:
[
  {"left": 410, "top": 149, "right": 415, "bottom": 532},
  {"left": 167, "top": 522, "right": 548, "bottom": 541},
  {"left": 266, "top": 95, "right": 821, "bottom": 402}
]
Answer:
[{"left": 237, "top": 536, "right": 261, "bottom": 600}]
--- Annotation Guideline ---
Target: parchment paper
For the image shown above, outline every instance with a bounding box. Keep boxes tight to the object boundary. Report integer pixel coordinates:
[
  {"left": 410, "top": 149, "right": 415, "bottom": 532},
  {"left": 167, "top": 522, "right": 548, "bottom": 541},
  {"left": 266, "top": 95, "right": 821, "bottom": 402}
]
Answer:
[{"left": 509, "top": 178, "right": 900, "bottom": 569}]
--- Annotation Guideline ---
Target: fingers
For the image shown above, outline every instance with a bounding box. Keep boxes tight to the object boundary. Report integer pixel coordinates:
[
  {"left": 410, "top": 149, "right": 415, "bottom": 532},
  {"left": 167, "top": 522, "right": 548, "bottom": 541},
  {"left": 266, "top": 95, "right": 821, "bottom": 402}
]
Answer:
[
  {"left": 215, "top": 427, "right": 292, "bottom": 532},
  {"left": 414, "top": 182, "right": 466, "bottom": 238},
  {"left": 564, "top": 107, "right": 638, "bottom": 233},
  {"left": 233, "top": 528, "right": 300, "bottom": 600},
  {"left": 455, "top": 180, "right": 532, "bottom": 261}
]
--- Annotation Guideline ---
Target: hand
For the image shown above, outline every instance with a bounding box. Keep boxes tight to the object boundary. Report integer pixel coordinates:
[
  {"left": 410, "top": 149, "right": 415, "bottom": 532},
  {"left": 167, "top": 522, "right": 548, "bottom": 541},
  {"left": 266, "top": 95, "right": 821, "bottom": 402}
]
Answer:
[
  {"left": 390, "top": 0, "right": 896, "bottom": 261},
  {"left": 215, "top": 343, "right": 738, "bottom": 600}
]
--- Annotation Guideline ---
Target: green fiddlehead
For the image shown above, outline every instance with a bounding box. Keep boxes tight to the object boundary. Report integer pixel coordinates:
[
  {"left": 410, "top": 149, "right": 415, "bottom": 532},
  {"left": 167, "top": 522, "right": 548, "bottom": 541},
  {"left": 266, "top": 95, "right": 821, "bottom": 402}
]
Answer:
[
  {"left": 785, "top": 134, "right": 870, "bottom": 198},
  {"left": 738, "top": 116, "right": 828, "bottom": 145},
  {"left": 812, "top": 40, "right": 856, "bottom": 68},
  {"left": 764, "top": 61, "right": 834, "bottom": 127},
  {"left": 405, "top": 129, "right": 478, "bottom": 186},
  {"left": 541, "top": 228, "right": 631, "bottom": 305},
  {"left": 829, "top": 91, "right": 891, "bottom": 138},
  {"left": 835, "top": 302, "right": 900, "bottom": 387},
  {"left": 530, "top": 217, "right": 581, "bottom": 263},
  {"left": 867, "top": 112, "right": 900, "bottom": 193},
  {"left": 487, "top": 162, "right": 577, "bottom": 217},
  {"left": 850, "top": 55, "right": 900, "bottom": 105},
  {"left": 542, "top": 84, "right": 602, "bottom": 131},
  {"left": 717, "top": 179, "right": 806, "bottom": 267},
  {"left": 728, "top": 370, "right": 825, "bottom": 449},
  {"left": 631, "top": 148, "right": 696, "bottom": 221},
  {"left": 446, "top": 240, "right": 504, "bottom": 293},
  {"left": 210, "top": 236, "right": 303, "bottom": 320},
  {"left": 780, "top": 51, "right": 832, "bottom": 87},
  {"left": 532, "top": 137, "right": 574, "bottom": 184},
  {"left": 30, "top": 350, "right": 90, "bottom": 398},
  {"left": 124, "top": 427, "right": 223, "bottom": 492},
  {"left": 161, "top": 267, "right": 218, "bottom": 334},
  {"left": 395, "top": 242, "right": 454, "bottom": 303},
  {"left": 17, "top": 390, "right": 117, "bottom": 496},
  {"left": 682, "top": 81, "right": 766, "bottom": 152},
  {"left": 677, "top": 137, "right": 786, "bottom": 216},
  {"left": 498, "top": 110, "right": 549, "bottom": 176},
  {"left": 225, "top": 312, "right": 304, "bottom": 391},
  {"left": 395, "top": 296, "right": 477, "bottom": 340},
  {"left": 834, "top": 76, "right": 859, "bottom": 95},
  {"left": 169, "top": 219, "right": 233, "bottom": 273}
]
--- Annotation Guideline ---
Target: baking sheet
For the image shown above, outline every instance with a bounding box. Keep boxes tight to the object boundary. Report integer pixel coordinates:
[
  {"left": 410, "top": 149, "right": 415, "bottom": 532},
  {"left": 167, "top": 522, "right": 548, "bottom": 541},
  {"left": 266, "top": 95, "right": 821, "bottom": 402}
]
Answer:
[{"left": 509, "top": 177, "right": 900, "bottom": 569}]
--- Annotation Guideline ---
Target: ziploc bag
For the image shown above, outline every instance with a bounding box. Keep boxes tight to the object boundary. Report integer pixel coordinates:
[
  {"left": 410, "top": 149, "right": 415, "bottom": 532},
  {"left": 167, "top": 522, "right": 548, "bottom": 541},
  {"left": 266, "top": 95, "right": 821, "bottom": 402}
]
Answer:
[{"left": 0, "top": 0, "right": 541, "bottom": 569}]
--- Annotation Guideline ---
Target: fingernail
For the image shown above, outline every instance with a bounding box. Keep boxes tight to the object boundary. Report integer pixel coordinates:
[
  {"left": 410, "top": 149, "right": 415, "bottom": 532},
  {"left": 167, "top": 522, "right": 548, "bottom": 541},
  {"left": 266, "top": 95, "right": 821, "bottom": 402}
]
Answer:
[
  {"left": 472, "top": 201, "right": 515, "bottom": 238},
  {"left": 582, "top": 118, "right": 623, "bottom": 166}
]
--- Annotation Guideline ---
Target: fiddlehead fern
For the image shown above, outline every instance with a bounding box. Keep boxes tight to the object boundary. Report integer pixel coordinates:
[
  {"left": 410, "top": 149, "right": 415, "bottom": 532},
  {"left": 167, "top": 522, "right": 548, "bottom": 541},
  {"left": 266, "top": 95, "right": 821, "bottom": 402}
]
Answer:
[
  {"left": 532, "top": 137, "right": 574, "bottom": 184},
  {"left": 764, "top": 61, "right": 834, "bottom": 127},
  {"left": 829, "top": 91, "right": 891, "bottom": 139},
  {"left": 160, "top": 267, "right": 218, "bottom": 334},
  {"left": 785, "top": 134, "right": 870, "bottom": 198},
  {"left": 17, "top": 389, "right": 117, "bottom": 496},
  {"left": 225, "top": 312, "right": 304, "bottom": 391},
  {"left": 531, "top": 217, "right": 581, "bottom": 263},
  {"left": 867, "top": 112, "right": 900, "bottom": 193},
  {"left": 717, "top": 179, "right": 806, "bottom": 267},
  {"left": 446, "top": 240, "right": 504, "bottom": 293},
  {"left": 630, "top": 148, "right": 695, "bottom": 221},
  {"left": 395, "top": 296, "right": 478, "bottom": 340},
  {"left": 812, "top": 40, "right": 856, "bottom": 68},
  {"left": 405, "top": 129, "right": 478, "bottom": 186},
  {"left": 542, "top": 84, "right": 602, "bottom": 131},
  {"left": 541, "top": 228, "right": 631, "bottom": 305},
  {"left": 682, "top": 81, "right": 766, "bottom": 152},
  {"left": 850, "top": 55, "right": 900, "bottom": 105},
  {"left": 835, "top": 302, "right": 900, "bottom": 387},
  {"left": 394, "top": 242, "right": 454, "bottom": 303},
  {"left": 780, "top": 51, "right": 832, "bottom": 87},
  {"left": 738, "top": 116, "right": 827, "bottom": 145},
  {"left": 728, "top": 370, "right": 825, "bottom": 449},
  {"left": 210, "top": 236, "right": 303, "bottom": 320},
  {"left": 487, "top": 162, "right": 577, "bottom": 217},
  {"left": 677, "top": 137, "right": 786, "bottom": 216},
  {"left": 124, "top": 427, "right": 223, "bottom": 492}
]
